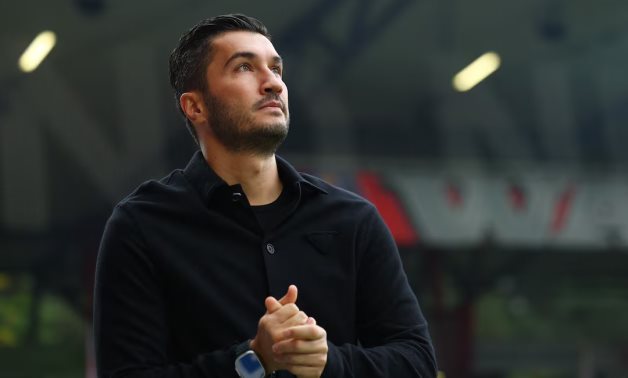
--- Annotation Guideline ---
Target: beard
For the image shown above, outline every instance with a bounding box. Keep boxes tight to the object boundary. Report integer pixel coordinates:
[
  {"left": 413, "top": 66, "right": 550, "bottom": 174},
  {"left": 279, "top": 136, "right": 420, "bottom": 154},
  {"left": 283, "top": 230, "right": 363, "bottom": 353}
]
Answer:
[{"left": 204, "top": 91, "right": 289, "bottom": 157}]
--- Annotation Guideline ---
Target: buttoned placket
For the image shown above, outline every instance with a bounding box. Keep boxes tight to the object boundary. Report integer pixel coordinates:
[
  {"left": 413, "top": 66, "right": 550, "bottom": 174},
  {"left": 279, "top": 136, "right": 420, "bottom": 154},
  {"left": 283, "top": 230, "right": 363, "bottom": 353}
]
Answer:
[
  {"left": 227, "top": 187, "right": 284, "bottom": 298},
  {"left": 226, "top": 181, "right": 309, "bottom": 304},
  {"left": 258, "top": 183, "right": 304, "bottom": 299}
]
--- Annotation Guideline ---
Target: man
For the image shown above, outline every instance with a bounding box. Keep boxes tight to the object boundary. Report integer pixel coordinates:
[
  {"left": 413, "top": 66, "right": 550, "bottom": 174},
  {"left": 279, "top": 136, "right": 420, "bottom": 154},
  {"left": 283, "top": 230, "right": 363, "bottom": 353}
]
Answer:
[{"left": 94, "top": 14, "right": 437, "bottom": 378}]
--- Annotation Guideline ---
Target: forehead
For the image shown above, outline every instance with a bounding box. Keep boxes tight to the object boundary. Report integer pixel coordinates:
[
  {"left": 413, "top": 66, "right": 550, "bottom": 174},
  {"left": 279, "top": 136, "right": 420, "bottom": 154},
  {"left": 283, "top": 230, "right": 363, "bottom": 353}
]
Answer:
[{"left": 210, "top": 31, "right": 278, "bottom": 62}]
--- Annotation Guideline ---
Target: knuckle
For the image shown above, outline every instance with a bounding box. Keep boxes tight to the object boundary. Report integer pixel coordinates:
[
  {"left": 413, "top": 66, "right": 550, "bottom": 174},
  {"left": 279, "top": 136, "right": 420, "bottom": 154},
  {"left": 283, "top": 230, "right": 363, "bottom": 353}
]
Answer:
[
  {"left": 285, "top": 303, "right": 299, "bottom": 313},
  {"left": 258, "top": 317, "right": 267, "bottom": 327},
  {"left": 272, "top": 349, "right": 283, "bottom": 359},
  {"left": 270, "top": 330, "right": 282, "bottom": 343},
  {"left": 321, "top": 353, "right": 328, "bottom": 362}
]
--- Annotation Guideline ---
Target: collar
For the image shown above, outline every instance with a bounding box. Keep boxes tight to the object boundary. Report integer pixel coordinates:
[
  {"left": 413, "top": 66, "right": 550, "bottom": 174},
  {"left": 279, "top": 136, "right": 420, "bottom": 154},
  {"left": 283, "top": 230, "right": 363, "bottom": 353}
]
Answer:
[{"left": 182, "top": 150, "right": 327, "bottom": 204}]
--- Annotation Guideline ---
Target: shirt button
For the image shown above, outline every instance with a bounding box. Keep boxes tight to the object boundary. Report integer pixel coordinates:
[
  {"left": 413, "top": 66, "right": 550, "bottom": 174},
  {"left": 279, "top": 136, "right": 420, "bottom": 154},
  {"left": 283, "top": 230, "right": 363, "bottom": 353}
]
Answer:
[{"left": 266, "top": 243, "right": 275, "bottom": 254}]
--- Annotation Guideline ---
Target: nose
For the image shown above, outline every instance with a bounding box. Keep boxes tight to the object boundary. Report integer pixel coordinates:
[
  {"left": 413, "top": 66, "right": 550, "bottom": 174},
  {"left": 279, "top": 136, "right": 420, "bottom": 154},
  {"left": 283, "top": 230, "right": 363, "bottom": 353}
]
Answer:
[{"left": 260, "top": 69, "right": 284, "bottom": 95}]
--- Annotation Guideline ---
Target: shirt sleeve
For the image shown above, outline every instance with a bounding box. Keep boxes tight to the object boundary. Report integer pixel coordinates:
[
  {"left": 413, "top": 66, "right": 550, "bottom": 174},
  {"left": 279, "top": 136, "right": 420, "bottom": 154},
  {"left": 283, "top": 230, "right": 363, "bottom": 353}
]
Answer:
[
  {"left": 93, "top": 204, "right": 242, "bottom": 378},
  {"left": 321, "top": 204, "right": 438, "bottom": 377}
]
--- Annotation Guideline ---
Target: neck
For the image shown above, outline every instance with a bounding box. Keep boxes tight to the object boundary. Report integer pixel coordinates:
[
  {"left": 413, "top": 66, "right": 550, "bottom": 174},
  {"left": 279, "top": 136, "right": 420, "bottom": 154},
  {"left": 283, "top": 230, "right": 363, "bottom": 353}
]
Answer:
[{"left": 200, "top": 141, "right": 282, "bottom": 206}]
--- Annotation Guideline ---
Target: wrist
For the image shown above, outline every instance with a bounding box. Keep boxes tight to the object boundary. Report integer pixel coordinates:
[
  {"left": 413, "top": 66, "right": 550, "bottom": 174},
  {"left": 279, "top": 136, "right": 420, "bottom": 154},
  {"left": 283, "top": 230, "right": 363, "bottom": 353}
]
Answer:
[
  {"left": 235, "top": 339, "right": 267, "bottom": 378},
  {"left": 249, "top": 338, "right": 270, "bottom": 372}
]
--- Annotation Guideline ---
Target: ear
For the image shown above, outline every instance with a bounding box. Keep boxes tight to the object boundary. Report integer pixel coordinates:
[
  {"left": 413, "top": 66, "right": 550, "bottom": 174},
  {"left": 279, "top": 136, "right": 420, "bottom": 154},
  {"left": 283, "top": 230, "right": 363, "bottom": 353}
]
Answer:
[{"left": 180, "top": 91, "right": 207, "bottom": 126}]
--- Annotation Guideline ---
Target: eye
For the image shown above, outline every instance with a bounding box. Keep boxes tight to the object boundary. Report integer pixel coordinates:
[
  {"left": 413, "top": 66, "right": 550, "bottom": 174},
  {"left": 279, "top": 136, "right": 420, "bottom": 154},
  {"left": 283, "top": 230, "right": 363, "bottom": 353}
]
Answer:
[
  {"left": 271, "top": 66, "right": 282, "bottom": 75},
  {"left": 236, "top": 63, "right": 252, "bottom": 72}
]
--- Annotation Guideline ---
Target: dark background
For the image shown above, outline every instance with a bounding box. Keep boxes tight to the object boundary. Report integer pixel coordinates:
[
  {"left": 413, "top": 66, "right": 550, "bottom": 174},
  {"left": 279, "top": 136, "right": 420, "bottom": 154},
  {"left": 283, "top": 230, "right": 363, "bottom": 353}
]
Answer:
[{"left": 1, "top": 0, "right": 628, "bottom": 376}]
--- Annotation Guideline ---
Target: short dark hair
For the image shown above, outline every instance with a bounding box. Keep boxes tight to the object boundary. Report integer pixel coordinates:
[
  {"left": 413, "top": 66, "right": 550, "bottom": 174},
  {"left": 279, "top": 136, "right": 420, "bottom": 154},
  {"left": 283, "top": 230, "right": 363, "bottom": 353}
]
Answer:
[{"left": 168, "top": 14, "right": 271, "bottom": 144}]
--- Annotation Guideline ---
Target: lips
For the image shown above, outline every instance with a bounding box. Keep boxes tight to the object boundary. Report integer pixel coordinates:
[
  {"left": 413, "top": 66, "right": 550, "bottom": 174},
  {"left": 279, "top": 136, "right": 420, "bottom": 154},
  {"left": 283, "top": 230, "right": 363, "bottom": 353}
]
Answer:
[{"left": 259, "top": 100, "right": 283, "bottom": 110}]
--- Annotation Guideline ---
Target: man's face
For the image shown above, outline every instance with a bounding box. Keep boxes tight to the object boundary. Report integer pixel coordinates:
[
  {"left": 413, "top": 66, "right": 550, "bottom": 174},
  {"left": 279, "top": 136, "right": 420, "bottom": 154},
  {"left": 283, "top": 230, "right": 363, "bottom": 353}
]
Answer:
[{"left": 203, "top": 31, "right": 289, "bottom": 156}]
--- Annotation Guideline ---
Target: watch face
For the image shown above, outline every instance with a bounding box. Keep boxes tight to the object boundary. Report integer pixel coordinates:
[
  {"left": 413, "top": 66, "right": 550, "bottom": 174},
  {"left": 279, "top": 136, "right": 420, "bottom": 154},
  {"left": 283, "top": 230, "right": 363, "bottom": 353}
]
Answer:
[
  {"left": 239, "top": 352, "right": 262, "bottom": 373},
  {"left": 235, "top": 350, "right": 265, "bottom": 378}
]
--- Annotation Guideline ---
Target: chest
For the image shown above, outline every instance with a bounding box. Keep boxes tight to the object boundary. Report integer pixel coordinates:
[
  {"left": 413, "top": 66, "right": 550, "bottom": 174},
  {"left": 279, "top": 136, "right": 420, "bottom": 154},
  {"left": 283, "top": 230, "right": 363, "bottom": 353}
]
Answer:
[{"left": 146, "top": 208, "right": 360, "bottom": 349}]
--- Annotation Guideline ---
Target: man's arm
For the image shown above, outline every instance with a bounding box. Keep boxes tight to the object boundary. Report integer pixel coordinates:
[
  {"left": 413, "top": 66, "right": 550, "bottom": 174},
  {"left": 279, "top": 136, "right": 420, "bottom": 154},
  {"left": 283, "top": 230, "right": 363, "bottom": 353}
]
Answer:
[
  {"left": 94, "top": 205, "right": 246, "bottom": 377},
  {"left": 320, "top": 205, "right": 438, "bottom": 377},
  {"left": 94, "top": 206, "right": 310, "bottom": 378}
]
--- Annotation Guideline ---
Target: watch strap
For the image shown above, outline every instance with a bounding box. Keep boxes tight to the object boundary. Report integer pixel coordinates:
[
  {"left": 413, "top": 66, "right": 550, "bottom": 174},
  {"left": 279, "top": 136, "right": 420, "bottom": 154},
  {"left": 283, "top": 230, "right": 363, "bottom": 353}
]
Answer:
[{"left": 234, "top": 339, "right": 252, "bottom": 357}]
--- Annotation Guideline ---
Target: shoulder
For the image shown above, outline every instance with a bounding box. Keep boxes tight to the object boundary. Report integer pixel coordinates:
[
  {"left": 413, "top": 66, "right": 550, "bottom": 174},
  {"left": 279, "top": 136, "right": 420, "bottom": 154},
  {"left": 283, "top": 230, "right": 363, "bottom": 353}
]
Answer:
[
  {"left": 276, "top": 154, "right": 375, "bottom": 211},
  {"left": 299, "top": 172, "right": 378, "bottom": 215},
  {"left": 108, "top": 168, "right": 198, "bottom": 226},
  {"left": 119, "top": 168, "right": 190, "bottom": 207}
]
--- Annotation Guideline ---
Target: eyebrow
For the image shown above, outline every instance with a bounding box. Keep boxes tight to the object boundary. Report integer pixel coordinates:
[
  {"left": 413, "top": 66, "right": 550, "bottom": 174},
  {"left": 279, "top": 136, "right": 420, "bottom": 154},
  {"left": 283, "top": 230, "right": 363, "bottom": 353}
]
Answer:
[{"left": 224, "top": 51, "right": 283, "bottom": 68}]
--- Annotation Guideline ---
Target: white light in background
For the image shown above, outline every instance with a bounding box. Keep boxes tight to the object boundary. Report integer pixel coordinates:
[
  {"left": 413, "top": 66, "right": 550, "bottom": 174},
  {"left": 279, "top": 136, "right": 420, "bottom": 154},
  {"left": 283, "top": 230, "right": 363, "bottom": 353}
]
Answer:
[
  {"left": 18, "top": 31, "right": 57, "bottom": 73},
  {"left": 452, "top": 51, "right": 501, "bottom": 92}
]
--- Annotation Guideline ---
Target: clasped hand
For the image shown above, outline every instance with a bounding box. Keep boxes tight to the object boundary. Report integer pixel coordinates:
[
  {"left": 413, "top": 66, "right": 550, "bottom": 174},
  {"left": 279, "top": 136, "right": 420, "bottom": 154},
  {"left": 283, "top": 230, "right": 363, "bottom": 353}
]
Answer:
[{"left": 251, "top": 285, "right": 328, "bottom": 378}]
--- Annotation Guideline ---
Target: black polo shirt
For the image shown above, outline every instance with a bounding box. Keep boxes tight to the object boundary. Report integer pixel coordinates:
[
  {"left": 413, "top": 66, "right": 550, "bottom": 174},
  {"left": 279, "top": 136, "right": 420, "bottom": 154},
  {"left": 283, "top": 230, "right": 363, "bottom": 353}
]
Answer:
[{"left": 93, "top": 151, "right": 437, "bottom": 377}]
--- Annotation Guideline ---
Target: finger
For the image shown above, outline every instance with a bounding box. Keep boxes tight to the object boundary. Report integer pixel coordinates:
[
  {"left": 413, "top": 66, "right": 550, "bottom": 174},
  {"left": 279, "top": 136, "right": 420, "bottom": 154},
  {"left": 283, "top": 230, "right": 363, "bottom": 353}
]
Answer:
[
  {"left": 284, "top": 356, "right": 327, "bottom": 378},
  {"left": 275, "top": 351, "right": 327, "bottom": 366},
  {"left": 286, "top": 363, "right": 326, "bottom": 378},
  {"left": 278, "top": 285, "right": 298, "bottom": 306},
  {"left": 282, "top": 325, "right": 326, "bottom": 341},
  {"left": 265, "top": 296, "right": 282, "bottom": 314},
  {"left": 277, "top": 353, "right": 327, "bottom": 369},
  {"left": 270, "top": 303, "right": 301, "bottom": 323},
  {"left": 306, "top": 317, "right": 316, "bottom": 325},
  {"left": 273, "top": 338, "right": 327, "bottom": 355},
  {"left": 281, "top": 311, "right": 309, "bottom": 328}
]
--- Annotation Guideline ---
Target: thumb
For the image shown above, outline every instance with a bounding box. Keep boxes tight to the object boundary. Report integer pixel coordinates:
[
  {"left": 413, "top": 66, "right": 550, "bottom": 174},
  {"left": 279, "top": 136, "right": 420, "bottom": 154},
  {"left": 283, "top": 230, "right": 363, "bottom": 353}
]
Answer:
[{"left": 278, "top": 284, "right": 298, "bottom": 306}]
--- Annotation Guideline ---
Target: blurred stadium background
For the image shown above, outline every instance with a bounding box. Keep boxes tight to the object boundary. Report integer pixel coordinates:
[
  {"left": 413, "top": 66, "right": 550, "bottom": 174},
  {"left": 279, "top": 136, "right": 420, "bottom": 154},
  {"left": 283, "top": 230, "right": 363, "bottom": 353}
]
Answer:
[{"left": 1, "top": 0, "right": 628, "bottom": 376}]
